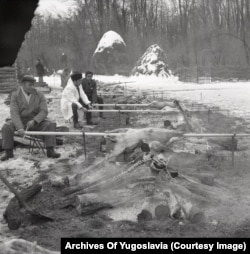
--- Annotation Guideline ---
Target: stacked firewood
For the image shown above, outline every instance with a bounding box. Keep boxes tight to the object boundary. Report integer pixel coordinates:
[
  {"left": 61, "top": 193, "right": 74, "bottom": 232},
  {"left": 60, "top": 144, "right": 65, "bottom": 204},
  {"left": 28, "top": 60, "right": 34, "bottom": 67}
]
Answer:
[{"left": 0, "top": 67, "right": 18, "bottom": 93}]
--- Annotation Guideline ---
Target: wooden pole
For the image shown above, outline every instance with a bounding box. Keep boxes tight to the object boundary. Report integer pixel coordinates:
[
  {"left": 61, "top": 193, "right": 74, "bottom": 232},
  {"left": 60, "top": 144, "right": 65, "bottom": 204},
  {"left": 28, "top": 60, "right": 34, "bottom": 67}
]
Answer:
[
  {"left": 207, "top": 108, "right": 211, "bottom": 122},
  {"left": 97, "top": 92, "right": 125, "bottom": 96},
  {"left": 92, "top": 103, "right": 150, "bottom": 107},
  {"left": 90, "top": 104, "right": 228, "bottom": 113},
  {"left": 174, "top": 101, "right": 193, "bottom": 132},
  {"left": 88, "top": 109, "right": 167, "bottom": 113},
  {"left": 17, "top": 131, "right": 250, "bottom": 138},
  {"left": 232, "top": 133, "right": 236, "bottom": 169},
  {"left": 87, "top": 109, "right": 210, "bottom": 113},
  {"left": 185, "top": 133, "right": 250, "bottom": 137},
  {"left": 20, "top": 131, "right": 122, "bottom": 136}
]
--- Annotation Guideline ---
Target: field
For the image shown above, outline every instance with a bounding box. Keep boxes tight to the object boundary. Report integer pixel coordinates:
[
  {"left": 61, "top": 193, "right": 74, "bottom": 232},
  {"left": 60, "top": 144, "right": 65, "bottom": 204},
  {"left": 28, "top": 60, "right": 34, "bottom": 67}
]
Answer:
[{"left": 1, "top": 75, "right": 250, "bottom": 252}]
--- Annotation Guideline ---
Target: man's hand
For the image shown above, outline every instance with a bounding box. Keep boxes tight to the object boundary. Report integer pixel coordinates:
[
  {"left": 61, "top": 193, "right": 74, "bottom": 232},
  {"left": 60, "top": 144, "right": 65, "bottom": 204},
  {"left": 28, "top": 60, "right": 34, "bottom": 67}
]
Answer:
[
  {"left": 26, "top": 120, "right": 36, "bottom": 130},
  {"left": 80, "top": 107, "right": 88, "bottom": 112},
  {"left": 17, "top": 128, "right": 25, "bottom": 137},
  {"left": 88, "top": 104, "right": 93, "bottom": 110}
]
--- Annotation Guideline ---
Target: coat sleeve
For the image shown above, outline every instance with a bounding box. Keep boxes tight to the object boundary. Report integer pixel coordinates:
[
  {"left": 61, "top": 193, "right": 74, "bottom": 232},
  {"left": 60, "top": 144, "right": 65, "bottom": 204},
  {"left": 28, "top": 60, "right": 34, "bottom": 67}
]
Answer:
[
  {"left": 10, "top": 92, "right": 24, "bottom": 130},
  {"left": 91, "top": 80, "right": 97, "bottom": 103},
  {"left": 79, "top": 87, "right": 91, "bottom": 105},
  {"left": 33, "top": 93, "right": 48, "bottom": 123},
  {"left": 63, "top": 87, "right": 83, "bottom": 109}
]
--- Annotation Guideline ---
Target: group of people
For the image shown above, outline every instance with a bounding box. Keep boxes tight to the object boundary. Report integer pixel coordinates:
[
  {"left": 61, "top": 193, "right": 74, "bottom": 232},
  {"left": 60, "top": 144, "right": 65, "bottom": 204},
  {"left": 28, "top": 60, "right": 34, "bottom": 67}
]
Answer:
[
  {"left": 61, "top": 70, "right": 105, "bottom": 128},
  {"left": 1, "top": 70, "right": 105, "bottom": 161}
]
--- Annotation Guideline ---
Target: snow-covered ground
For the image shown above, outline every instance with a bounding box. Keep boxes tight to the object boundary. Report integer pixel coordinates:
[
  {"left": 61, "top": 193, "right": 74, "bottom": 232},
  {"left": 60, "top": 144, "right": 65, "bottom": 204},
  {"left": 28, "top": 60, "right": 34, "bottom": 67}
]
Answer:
[
  {"left": 42, "top": 74, "right": 250, "bottom": 124},
  {"left": 96, "top": 75, "right": 250, "bottom": 124}
]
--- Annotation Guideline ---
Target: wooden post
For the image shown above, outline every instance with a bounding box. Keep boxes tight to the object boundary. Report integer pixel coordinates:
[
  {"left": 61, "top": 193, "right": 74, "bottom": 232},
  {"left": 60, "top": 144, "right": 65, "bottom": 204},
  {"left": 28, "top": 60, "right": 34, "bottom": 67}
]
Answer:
[
  {"left": 118, "top": 110, "right": 121, "bottom": 124},
  {"left": 126, "top": 113, "right": 130, "bottom": 125},
  {"left": 88, "top": 109, "right": 200, "bottom": 113},
  {"left": 82, "top": 132, "right": 86, "bottom": 157},
  {"left": 21, "top": 131, "right": 250, "bottom": 138},
  {"left": 232, "top": 133, "right": 236, "bottom": 169},
  {"left": 207, "top": 108, "right": 211, "bottom": 122},
  {"left": 92, "top": 103, "right": 150, "bottom": 107}
]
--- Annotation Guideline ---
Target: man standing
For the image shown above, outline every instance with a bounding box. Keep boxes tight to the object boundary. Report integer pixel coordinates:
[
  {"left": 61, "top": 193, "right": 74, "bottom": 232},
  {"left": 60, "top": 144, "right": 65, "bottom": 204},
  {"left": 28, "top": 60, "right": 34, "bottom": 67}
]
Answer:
[
  {"left": 61, "top": 72, "right": 92, "bottom": 129},
  {"left": 1, "top": 75, "right": 60, "bottom": 161},
  {"left": 35, "top": 59, "right": 45, "bottom": 83},
  {"left": 81, "top": 71, "right": 105, "bottom": 125}
]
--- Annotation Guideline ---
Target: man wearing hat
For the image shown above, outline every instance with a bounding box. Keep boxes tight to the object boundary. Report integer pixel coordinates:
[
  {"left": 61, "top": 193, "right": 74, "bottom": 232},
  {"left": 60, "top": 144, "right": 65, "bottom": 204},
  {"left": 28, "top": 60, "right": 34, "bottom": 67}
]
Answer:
[
  {"left": 1, "top": 75, "right": 60, "bottom": 161},
  {"left": 61, "top": 72, "right": 92, "bottom": 129}
]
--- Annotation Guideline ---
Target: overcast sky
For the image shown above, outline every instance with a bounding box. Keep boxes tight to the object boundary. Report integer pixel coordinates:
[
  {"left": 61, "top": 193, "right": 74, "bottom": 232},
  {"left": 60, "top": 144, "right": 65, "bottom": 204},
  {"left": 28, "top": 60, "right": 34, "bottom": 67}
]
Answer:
[{"left": 35, "top": 0, "right": 78, "bottom": 18}]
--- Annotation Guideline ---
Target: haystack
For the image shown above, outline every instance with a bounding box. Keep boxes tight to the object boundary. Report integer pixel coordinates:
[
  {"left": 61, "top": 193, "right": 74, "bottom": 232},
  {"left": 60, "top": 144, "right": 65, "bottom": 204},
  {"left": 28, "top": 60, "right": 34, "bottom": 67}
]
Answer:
[
  {"left": 91, "top": 31, "right": 128, "bottom": 75},
  {"left": 131, "top": 44, "right": 171, "bottom": 77}
]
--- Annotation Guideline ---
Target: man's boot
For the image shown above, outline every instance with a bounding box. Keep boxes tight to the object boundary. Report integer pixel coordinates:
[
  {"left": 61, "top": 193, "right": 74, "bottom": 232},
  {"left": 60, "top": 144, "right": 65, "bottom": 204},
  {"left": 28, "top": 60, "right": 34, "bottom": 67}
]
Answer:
[
  {"left": 87, "top": 121, "right": 98, "bottom": 125},
  {"left": 74, "top": 122, "right": 82, "bottom": 129},
  {"left": 86, "top": 112, "right": 97, "bottom": 125},
  {"left": 1, "top": 149, "right": 14, "bottom": 161},
  {"left": 47, "top": 147, "right": 61, "bottom": 158},
  {"left": 99, "top": 112, "right": 106, "bottom": 119}
]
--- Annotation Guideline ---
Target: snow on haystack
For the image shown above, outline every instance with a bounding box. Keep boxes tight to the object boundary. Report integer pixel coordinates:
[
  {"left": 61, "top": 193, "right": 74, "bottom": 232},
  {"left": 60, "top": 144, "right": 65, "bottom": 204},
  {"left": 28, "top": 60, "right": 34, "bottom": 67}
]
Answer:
[
  {"left": 92, "top": 31, "right": 128, "bottom": 75},
  {"left": 131, "top": 44, "right": 171, "bottom": 77},
  {"left": 94, "top": 31, "right": 126, "bottom": 54}
]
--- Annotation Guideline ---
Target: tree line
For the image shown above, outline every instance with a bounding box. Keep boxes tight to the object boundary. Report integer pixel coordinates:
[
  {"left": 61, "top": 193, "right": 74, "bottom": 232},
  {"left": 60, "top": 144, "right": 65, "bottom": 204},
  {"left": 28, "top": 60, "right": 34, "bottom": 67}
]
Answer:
[{"left": 17, "top": 0, "right": 250, "bottom": 75}]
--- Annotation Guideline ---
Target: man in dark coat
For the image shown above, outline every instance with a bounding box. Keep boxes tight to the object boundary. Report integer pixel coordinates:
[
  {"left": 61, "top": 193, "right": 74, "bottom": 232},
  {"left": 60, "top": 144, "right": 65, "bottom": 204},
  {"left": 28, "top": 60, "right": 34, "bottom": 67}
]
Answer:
[
  {"left": 35, "top": 59, "right": 45, "bottom": 82},
  {"left": 81, "top": 71, "right": 105, "bottom": 125},
  {"left": 1, "top": 75, "right": 60, "bottom": 161}
]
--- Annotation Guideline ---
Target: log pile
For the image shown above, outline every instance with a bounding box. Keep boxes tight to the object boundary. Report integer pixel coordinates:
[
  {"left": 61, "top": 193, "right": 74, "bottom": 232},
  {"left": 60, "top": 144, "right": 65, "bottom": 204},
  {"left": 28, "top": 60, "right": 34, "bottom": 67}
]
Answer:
[{"left": 0, "top": 67, "right": 17, "bottom": 93}]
